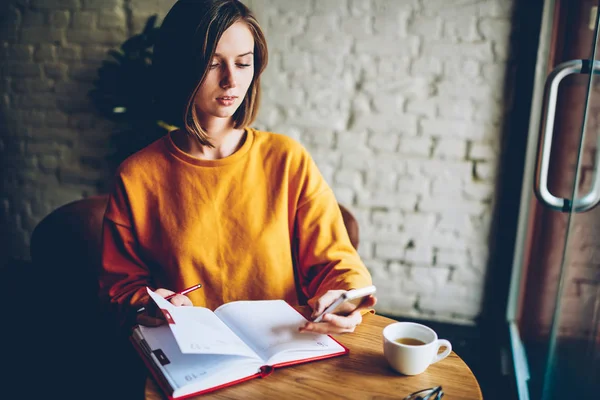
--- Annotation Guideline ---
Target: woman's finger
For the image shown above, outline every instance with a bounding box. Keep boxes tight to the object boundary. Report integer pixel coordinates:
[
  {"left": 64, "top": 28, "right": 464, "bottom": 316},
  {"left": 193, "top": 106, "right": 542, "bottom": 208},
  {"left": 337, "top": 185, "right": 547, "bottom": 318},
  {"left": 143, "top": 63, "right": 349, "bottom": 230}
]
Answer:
[
  {"left": 154, "top": 288, "right": 193, "bottom": 307},
  {"left": 311, "top": 290, "right": 345, "bottom": 319},
  {"left": 323, "top": 309, "right": 363, "bottom": 328},
  {"left": 155, "top": 288, "right": 176, "bottom": 298},
  {"left": 300, "top": 322, "right": 355, "bottom": 334},
  {"left": 300, "top": 310, "right": 363, "bottom": 334},
  {"left": 169, "top": 294, "right": 193, "bottom": 307},
  {"left": 355, "top": 295, "right": 377, "bottom": 312}
]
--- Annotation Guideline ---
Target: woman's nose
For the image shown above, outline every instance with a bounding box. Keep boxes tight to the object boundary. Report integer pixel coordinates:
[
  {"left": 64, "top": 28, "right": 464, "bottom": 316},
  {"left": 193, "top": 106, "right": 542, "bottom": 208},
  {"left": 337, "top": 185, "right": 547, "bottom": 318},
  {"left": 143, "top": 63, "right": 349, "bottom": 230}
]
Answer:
[{"left": 220, "top": 66, "right": 237, "bottom": 89}]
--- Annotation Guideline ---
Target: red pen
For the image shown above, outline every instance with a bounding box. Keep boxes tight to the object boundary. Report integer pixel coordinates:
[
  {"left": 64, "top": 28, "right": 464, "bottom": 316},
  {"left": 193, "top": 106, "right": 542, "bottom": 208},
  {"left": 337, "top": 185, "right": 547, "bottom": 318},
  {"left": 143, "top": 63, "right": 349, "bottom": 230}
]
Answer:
[{"left": 137, "top": 283, "right": 203, "bottom": 313}]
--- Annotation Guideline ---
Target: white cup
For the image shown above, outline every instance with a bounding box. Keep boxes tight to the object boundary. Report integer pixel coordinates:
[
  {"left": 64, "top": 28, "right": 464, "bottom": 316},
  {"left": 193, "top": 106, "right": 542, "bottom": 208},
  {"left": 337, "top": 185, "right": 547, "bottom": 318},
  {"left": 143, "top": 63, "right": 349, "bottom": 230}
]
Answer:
[{"left": 382, "top": 322, "right": 452, "bottom": 375}]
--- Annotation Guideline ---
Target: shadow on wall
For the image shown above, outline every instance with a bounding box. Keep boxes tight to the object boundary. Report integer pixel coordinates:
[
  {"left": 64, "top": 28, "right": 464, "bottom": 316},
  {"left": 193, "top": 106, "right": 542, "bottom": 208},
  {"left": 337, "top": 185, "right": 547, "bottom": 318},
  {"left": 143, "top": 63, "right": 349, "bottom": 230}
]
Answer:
[
  {"left": 475, "top": 0, "right": 545, "bottom": 398},
  {"left": 0, "top": 15, "right": 168, "bottom": 266},
  {"left": 479, "top": 0, "right": 543, "bottom": 330}
]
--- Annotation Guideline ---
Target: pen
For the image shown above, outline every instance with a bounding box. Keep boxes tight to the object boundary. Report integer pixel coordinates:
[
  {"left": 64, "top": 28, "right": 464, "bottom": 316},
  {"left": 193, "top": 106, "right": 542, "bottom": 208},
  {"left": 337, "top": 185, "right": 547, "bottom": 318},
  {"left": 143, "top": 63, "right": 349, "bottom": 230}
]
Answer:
[{"left": 137, "top": 283, "right": 203, "bottom": 313}]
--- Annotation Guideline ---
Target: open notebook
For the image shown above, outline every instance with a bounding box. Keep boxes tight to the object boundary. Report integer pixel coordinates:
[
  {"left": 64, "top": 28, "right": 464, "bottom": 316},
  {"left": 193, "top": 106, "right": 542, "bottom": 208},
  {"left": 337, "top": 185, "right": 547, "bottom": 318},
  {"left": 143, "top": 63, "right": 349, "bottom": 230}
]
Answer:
[{"left": 131, "top": 289, "right": 348, "bottom": 399}]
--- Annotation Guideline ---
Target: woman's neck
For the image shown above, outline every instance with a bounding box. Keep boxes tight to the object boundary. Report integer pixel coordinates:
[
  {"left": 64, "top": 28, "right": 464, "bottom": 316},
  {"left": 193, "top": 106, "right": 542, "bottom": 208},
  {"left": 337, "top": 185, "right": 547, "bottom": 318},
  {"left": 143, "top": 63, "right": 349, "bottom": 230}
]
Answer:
[{"left": 173, "top": 118, "right": 246, "bottom": 160}]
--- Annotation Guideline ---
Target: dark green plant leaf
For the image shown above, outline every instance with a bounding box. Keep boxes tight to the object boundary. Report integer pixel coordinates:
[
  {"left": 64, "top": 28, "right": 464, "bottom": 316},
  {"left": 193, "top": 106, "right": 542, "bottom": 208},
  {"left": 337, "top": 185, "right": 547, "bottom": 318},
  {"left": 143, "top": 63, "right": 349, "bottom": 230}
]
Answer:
[
  {"left": 108, "top": 49, "right": 125, "bottom": 63},
  {"left": 143, "top": 15, "right": 158, "bottom": 35},
  {"left": 88, "top": 15, "right": 168, "bottom": 167}
]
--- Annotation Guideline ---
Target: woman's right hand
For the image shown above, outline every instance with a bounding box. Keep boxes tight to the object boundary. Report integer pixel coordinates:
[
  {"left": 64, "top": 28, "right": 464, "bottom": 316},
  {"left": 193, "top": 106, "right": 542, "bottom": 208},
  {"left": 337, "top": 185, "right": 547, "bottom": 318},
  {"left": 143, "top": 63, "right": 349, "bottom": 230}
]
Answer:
[{"left": 136, "top": 288, "right": 193, "bottom": 327}]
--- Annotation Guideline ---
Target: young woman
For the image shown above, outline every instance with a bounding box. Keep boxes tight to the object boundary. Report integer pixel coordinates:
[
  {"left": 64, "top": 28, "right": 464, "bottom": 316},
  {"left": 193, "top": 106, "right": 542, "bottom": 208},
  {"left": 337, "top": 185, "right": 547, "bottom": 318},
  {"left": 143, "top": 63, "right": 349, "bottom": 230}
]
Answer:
[{"left": 99, "top": 0, "right": 376, "bottom": 335}]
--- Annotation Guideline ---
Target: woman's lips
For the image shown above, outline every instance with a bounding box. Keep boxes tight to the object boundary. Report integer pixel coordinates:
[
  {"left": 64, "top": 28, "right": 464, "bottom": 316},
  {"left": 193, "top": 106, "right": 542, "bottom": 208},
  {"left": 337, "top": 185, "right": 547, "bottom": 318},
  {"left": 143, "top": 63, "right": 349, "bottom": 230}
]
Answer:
[{"left": 216, "top": 96, "right": 237, "bottom": 106}]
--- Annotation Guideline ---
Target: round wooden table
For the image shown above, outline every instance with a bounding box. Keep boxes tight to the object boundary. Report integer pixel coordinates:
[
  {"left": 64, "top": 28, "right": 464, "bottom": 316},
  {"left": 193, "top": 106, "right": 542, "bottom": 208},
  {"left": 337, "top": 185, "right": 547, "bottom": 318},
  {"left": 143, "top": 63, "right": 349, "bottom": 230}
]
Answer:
[{"left": 145, "top": 313, "right": 483, "bottom": 399}]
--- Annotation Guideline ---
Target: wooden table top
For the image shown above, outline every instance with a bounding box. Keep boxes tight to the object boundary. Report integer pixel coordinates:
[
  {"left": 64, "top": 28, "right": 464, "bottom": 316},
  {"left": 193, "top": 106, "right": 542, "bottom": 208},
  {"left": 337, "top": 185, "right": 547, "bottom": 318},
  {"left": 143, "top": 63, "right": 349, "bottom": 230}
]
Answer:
[{"left": 145, "top": 313, "right": 483, "bottom": 400}]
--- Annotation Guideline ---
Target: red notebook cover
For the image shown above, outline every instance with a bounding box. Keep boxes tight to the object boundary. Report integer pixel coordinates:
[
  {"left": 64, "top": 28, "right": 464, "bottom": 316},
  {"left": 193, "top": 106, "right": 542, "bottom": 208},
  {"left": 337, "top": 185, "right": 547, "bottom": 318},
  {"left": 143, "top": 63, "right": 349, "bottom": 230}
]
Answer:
[{"left": 131, "top": 335, "right": 348, "bottom": 400}]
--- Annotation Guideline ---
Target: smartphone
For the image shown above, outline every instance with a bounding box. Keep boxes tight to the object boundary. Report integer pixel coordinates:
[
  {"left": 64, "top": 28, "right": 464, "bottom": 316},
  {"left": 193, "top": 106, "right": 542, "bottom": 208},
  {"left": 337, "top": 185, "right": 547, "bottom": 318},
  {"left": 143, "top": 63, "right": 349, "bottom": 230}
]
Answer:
[{"left": 313, "top": 285, "right": 377, "bottom": 322}]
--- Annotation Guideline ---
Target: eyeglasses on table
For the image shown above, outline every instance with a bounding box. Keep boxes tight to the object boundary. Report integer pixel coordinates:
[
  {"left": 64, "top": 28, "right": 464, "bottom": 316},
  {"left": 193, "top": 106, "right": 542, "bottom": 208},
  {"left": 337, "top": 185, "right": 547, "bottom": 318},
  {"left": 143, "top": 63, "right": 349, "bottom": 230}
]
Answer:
[{"left": 403, "top": 385, "right": 444, "bottom": 400}]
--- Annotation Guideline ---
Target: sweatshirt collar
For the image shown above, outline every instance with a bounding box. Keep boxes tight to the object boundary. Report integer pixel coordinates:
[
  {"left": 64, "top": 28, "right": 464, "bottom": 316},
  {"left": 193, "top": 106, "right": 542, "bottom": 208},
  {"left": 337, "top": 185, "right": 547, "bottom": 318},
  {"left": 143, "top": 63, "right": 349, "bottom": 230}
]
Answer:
[{"left": 164, "top": 127, "right": 254, "bottom": 167}]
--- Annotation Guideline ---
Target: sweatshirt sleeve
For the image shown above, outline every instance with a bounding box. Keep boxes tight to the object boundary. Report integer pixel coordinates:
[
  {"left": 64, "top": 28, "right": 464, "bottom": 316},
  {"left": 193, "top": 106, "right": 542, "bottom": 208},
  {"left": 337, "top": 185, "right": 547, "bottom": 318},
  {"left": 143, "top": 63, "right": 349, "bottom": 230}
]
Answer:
[
  {"left": 99, "top": 175, "right": 153, "bottom": 324},
  {"left": 293, "top": 155, "right": 373, "bottom": 310}
]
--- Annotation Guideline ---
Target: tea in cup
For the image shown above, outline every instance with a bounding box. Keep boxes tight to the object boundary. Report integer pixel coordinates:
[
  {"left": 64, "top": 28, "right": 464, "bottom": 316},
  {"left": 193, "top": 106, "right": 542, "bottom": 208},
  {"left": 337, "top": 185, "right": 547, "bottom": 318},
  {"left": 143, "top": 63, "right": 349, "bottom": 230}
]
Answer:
[{"left": 382, "top": 322, "right": 452, "bottom": 375}]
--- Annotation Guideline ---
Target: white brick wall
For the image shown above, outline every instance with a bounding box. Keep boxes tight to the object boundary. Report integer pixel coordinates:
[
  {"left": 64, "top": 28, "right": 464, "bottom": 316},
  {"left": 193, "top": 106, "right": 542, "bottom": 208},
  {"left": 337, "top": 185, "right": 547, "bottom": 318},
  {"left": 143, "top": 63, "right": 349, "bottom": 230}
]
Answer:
[{"left": 0, "top": 0, "right": 516, "bottom": 324}]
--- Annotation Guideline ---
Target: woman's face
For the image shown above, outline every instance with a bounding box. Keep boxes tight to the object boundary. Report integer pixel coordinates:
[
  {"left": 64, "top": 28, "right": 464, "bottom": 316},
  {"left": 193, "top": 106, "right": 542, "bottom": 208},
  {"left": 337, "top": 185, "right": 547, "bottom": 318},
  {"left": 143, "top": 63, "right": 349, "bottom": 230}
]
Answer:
[{"left": 194, "top": 21, "right": 255, "bottom": 125}]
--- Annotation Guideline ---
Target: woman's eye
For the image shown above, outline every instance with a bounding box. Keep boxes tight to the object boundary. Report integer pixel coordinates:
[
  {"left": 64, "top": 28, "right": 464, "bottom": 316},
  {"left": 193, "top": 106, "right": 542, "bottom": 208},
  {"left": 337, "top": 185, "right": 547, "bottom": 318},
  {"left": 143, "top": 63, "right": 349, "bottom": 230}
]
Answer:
[
  {"left": 237, "top": 63, "right": 251, "bottom": 68},
  {"left": 209, "top": 63, "right": 219, "bottom": 69}
]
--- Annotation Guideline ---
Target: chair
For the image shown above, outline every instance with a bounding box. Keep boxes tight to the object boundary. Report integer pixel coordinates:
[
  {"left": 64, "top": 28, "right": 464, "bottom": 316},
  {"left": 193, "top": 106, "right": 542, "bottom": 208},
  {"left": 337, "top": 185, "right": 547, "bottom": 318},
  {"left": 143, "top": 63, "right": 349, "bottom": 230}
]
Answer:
[
  {"left": 28, "top": 194, "right": 143, "bottom": 398},
  {"left": 27, "top": 194, "right": 360, "bottom": 396}
]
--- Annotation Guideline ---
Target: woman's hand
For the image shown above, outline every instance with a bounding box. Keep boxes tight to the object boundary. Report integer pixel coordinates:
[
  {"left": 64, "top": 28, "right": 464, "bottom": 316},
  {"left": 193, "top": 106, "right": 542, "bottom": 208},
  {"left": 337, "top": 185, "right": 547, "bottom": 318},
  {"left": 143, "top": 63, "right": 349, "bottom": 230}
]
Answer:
[
  {"left": 136, "top": 288, "right": 193, "bottom": 327},
  {"left": 299, "top": 290, "right": 377, "bottom": 334}
]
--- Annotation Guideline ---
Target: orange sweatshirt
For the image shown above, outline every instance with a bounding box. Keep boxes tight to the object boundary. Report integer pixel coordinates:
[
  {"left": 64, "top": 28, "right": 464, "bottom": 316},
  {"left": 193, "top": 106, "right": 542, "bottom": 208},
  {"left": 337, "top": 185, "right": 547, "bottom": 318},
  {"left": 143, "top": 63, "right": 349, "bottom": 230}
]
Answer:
[{"left": 99, "top": 127, "right": 372, "bottom": 318}]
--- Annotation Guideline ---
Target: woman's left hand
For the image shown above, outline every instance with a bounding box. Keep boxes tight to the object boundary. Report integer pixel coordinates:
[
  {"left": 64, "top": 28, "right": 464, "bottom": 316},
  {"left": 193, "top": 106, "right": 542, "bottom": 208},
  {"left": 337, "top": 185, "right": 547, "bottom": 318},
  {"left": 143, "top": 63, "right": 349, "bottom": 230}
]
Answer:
[{"left": 299, "top": 290, "right": 377, "bottom": 334}]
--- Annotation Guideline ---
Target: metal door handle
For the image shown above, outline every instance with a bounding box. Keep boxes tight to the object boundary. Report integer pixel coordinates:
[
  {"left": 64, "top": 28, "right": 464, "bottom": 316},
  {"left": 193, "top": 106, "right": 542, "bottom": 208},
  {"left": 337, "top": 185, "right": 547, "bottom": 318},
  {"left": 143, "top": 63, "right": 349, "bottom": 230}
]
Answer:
[{"left": 534, "top": 59, "right": 600, "bottom": 212}]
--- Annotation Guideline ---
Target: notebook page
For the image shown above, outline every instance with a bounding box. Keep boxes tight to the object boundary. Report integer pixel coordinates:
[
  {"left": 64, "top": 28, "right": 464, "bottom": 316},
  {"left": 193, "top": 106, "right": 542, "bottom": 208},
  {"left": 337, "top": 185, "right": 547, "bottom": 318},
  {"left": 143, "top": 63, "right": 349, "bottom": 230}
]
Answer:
[
  {"left": 147, "top": 288, "right": 258, "bottom": 358},
  {"left": 136, "top": 325, "right": 263, "bottom": 397},
  {"left": 214, "top": 300, "right": 344, "bottom": 363}
]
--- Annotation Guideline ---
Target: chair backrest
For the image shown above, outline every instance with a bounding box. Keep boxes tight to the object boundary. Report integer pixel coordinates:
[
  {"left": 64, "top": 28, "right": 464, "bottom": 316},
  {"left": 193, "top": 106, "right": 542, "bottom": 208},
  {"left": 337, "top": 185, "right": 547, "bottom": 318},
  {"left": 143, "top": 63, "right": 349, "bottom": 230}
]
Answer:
[
  {"left": 338, "top": 204, "right": 359, "bottom": 249},
  {"left": 30, "top": 194, "right": 108, "bottom": 304}
]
